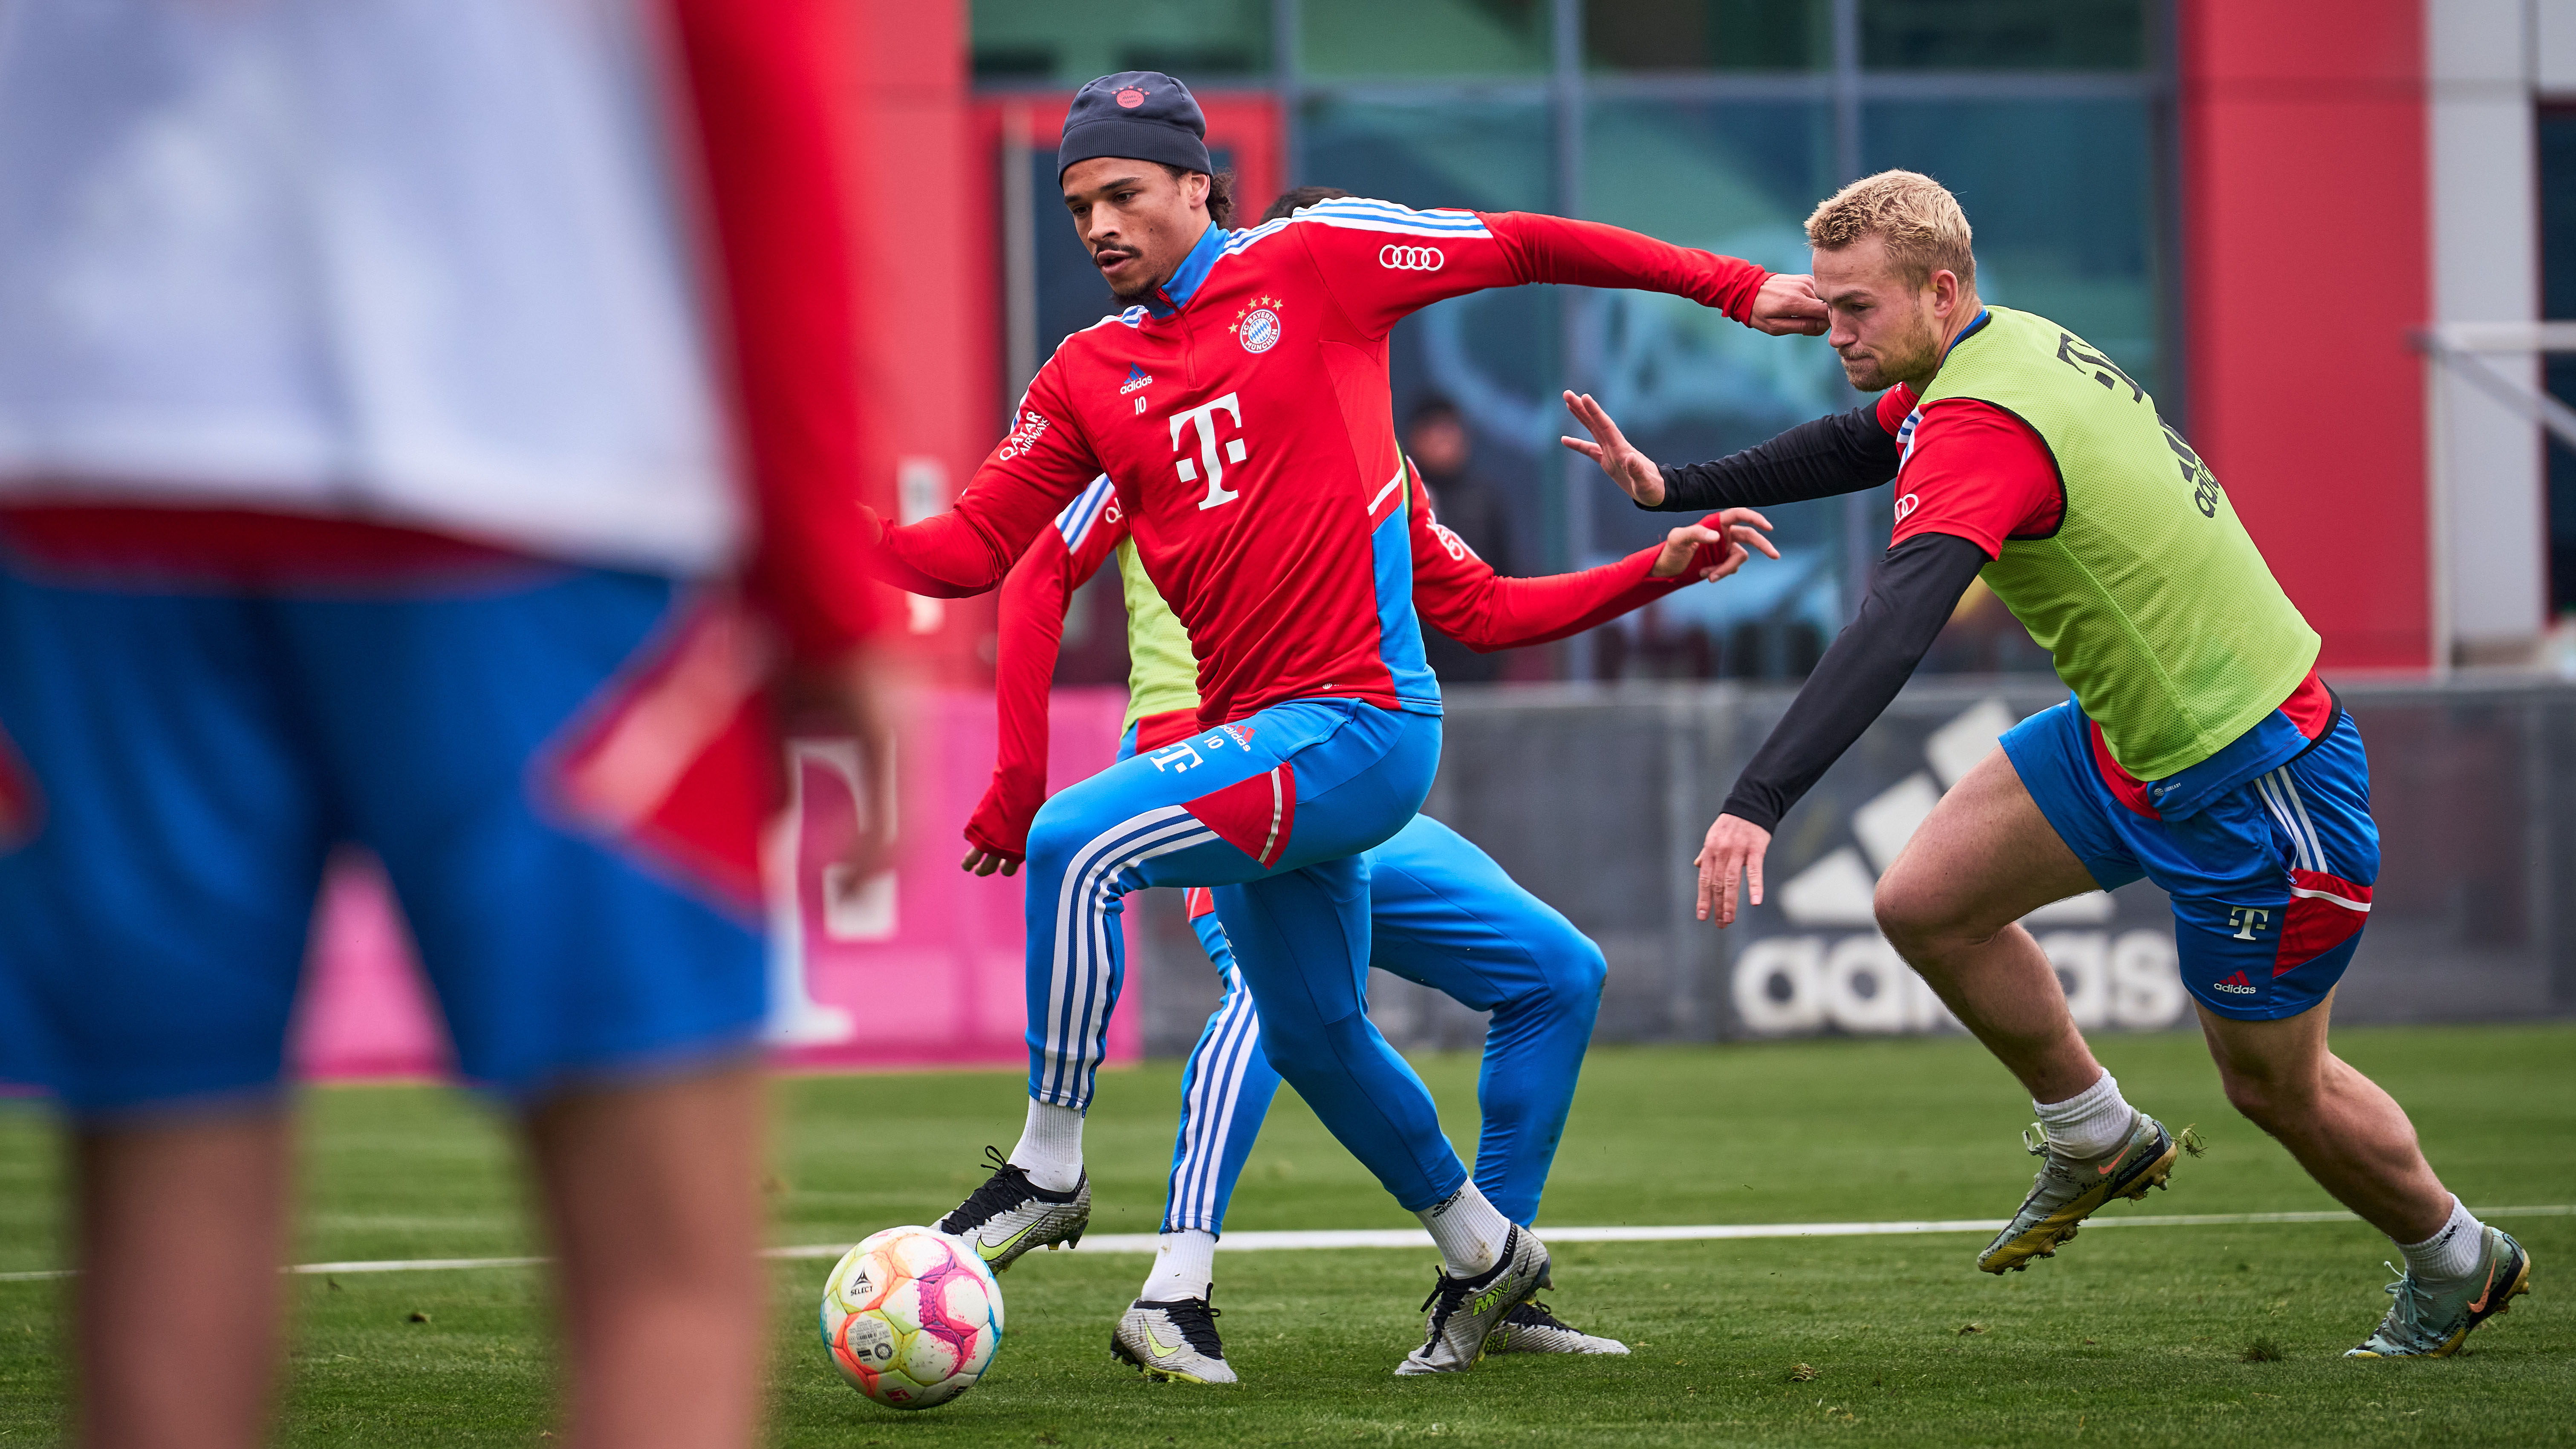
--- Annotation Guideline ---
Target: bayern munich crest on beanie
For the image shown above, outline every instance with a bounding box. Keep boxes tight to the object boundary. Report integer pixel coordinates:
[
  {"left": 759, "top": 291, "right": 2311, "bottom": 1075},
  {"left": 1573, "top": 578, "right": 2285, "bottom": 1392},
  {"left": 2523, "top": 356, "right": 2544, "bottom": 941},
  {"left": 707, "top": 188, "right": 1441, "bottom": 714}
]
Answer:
[{"left": 1057, "top": 71, "right": 1213, "bottom": 180}]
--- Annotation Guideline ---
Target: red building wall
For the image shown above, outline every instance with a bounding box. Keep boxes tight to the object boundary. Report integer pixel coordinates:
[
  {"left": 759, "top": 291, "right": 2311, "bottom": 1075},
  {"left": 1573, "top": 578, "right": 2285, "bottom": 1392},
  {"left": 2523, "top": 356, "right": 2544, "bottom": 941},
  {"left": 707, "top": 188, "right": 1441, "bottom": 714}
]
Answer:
[
  {"left": 844, "top": 0, "right": 993, "bottom": 684},
  {"left": 2179, "top": 0, "right": 2430, "bottom": 670}
]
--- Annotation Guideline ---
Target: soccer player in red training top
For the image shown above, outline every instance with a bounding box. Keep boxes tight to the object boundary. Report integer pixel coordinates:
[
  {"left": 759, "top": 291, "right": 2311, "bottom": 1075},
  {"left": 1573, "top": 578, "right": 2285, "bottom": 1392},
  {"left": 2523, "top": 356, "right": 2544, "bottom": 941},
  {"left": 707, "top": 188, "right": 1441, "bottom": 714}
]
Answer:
[
  {"left": 867, "top": 72, "right": 1825, "bottom": 1374},
  {"left": 1565, "top": 171, "right": 2527, "bottom": 1359},
  {"left": 962, "top": 445, "right": 1768, "bottom": 1381}
]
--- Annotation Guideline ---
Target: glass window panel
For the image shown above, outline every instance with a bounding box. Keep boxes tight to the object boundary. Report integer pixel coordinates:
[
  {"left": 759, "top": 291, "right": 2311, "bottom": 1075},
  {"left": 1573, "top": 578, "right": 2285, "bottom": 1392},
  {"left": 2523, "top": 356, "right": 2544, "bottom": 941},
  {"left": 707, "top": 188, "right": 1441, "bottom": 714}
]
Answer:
[
  {"left": 1861, "top": 0, "right": 2147, "bottom": 72},
  {"left": 1586, "top": 0, "right": 1831, "bottom": 73},
  {"left": 1577, "top": 101, "right": 1853, "bottom": 674},
  {"left": 1863, "top": 98, "right": 2162, "bottom": 398},
  {"left": 1297, "top": 99, "right": 1564, "bottom": 581},
  {"left": 970, "top": 0, "right": 1271, "bottom": 86},
  {"left": 1298, "top": 0, "right": 1550, "bottom": 78}
]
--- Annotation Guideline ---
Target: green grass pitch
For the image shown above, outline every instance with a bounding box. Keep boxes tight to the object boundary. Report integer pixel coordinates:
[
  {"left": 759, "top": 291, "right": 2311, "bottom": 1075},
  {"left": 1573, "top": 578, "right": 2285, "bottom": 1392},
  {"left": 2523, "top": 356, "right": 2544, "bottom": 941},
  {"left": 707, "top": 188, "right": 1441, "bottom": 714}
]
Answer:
[{"left": 2, "top": 1024, "right": 2570, "bottom": 1446}]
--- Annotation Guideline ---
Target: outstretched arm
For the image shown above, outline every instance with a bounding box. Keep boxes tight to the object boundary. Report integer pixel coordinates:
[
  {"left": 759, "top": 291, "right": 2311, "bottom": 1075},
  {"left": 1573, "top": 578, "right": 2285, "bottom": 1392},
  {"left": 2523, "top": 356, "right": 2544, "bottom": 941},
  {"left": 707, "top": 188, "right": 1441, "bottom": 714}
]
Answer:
[
  {"left": 1289, "top": 199, "right": 1828, "bottom": 338},
  {"left": 1692, "top": 532, "right": 1989, "bottom": 925},
  {"left": 962, "top": 482, "right": 1127, "bottom": 875},
  {"left": 1561, "top": 388, "right": 1907, "bottom": 511},
  {"left": 1407, "top": 469, "right": 1777, "bottom": 649}
]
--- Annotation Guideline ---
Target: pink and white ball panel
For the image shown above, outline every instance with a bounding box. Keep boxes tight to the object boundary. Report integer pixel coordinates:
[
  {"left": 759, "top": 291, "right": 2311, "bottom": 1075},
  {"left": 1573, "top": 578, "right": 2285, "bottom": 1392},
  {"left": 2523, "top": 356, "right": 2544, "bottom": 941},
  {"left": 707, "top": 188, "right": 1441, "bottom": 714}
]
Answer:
[{"left": 820, "top": 1226, "right": 1005, "bottom": 1410}]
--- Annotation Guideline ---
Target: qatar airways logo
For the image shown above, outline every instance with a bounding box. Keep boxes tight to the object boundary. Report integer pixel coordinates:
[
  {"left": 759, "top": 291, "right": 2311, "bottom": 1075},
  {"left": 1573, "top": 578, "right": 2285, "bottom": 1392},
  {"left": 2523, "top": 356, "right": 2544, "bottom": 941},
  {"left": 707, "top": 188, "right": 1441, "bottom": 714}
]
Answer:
[
  {"left": 1380, "top": 244, "right": 1444, "bottom": 271},
  {"left": 996, "top": 407, "right": 1051, "bottom": 462},
  {"left": 1170, "top": 393, "right": 1248, "bottom": 511}
]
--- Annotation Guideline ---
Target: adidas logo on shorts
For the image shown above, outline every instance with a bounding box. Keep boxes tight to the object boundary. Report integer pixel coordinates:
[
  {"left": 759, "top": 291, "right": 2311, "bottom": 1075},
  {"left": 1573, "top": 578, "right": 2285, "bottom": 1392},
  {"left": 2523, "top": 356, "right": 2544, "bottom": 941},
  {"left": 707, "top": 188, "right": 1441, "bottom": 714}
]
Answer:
[{"left": 2212, "top": 971, "right": 2258, "bottom": 996}]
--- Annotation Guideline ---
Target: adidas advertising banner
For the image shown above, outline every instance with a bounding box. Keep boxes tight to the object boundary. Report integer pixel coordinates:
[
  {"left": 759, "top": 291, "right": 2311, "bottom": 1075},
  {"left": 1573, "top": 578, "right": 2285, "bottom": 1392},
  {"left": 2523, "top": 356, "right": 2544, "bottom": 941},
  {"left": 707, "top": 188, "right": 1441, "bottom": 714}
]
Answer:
[
  {"left": 1716, "top": 694, "right": 2186, "bottom": 1039},
  {"left": 1235, "top": 677, "right": 2576, "bottom": 1056}
]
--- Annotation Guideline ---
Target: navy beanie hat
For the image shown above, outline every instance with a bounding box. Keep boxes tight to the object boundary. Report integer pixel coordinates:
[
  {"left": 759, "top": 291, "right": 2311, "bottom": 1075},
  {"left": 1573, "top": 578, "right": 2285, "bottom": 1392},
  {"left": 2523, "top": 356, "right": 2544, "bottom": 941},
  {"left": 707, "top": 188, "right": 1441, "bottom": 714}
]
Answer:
[{"left": 1057, "top": 72, "right": 1213, "bottom": 180}]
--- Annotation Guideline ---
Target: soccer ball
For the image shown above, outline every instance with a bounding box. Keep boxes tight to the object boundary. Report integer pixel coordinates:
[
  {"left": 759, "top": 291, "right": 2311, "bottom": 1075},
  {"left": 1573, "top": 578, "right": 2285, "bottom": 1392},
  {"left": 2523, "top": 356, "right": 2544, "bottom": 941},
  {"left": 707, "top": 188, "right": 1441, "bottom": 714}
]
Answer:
[{"left": 819, "top": 1226, "right": 1005, "bottom": 1409}]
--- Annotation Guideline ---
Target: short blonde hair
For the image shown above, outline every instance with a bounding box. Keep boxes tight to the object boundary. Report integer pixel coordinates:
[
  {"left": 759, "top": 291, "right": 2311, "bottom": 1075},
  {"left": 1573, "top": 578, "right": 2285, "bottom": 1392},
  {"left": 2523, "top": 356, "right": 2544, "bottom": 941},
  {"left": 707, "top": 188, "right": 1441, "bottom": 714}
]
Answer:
[{"left": 1805, "top": 170, "right": 1975, "bottom": 289}]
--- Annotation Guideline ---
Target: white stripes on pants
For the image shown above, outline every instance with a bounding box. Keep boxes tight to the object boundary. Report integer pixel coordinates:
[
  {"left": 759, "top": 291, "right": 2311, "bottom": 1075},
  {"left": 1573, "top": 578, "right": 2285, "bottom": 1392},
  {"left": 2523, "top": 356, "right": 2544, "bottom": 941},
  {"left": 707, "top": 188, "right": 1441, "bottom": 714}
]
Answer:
[{"left": 1038, "top": 805, "right": 1217, "bottom": 1108}]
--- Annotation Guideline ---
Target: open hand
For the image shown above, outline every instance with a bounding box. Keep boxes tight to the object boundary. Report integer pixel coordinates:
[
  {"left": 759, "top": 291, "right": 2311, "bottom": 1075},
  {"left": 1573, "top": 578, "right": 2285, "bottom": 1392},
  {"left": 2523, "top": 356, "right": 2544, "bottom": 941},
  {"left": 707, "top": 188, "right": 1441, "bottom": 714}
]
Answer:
[
  {"left": 1559, "top": 391, "right": 1665, "bottom": 506},
  {"left": 1695, "top": 812, "right": 1773, "bottom": 926},
  {"left": 1649, "top": 508, "right": 1779, "bottom": 580},
  {"left": 1749, "top": 273, "right": 1829, "bottom": 336}
]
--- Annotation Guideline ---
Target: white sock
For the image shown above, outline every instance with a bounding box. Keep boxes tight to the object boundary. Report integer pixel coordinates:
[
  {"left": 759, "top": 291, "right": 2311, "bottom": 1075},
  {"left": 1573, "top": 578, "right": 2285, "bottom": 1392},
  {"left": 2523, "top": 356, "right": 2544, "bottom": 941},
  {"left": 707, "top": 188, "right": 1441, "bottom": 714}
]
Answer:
[
  {"left": 2033, "top": 1071, "right": 2134, "bottom": 1160},
  {"left": 1139, "top": 1230, "right": 1217, "bottom": 1304},
  {"left": 2399, "top": 1196, "right": 2484, "bottom": 1281},
  {"left": 1008, "top": 1100, "right": 1084, "bottom": 1193},
  {"left": 1417, "top": 1182, "right": 1512, "bottom": 1279}
]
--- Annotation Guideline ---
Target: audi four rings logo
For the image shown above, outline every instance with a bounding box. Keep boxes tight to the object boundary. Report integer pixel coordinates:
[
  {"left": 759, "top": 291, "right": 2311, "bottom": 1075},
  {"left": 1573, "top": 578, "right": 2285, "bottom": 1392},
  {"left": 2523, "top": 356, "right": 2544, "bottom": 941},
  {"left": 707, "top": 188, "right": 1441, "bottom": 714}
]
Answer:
[{"left": 1379, "top": 244, "right": 1445, "bottom": 271}]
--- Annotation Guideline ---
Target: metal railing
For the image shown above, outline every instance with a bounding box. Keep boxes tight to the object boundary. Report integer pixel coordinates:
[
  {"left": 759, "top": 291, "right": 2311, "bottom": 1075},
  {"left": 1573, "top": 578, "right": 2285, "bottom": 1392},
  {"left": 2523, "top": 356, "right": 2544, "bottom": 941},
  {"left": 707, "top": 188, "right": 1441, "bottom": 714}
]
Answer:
[{"left": 2413, "top": 320, "right": 2576, "bottom": 674}]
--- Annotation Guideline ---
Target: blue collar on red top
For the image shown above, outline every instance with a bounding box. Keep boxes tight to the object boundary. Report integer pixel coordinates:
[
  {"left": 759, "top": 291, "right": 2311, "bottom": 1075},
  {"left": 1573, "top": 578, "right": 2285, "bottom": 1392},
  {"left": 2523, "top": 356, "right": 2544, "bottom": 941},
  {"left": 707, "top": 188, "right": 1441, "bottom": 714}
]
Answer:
[
  {"left": 1942, "top": 308, "right": 1993, "bottom": 358},
  {"left": 1144, "top": 222, "right": 1227, "bottom": 318}
]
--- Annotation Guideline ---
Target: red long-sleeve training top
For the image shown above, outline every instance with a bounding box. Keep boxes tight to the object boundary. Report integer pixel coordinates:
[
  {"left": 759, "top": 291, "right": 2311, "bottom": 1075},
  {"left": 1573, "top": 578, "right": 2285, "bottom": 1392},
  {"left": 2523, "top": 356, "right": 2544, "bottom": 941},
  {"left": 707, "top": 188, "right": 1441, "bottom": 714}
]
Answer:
[{"left": 870, "top": 197, "right": 1773, "bottom": 727}]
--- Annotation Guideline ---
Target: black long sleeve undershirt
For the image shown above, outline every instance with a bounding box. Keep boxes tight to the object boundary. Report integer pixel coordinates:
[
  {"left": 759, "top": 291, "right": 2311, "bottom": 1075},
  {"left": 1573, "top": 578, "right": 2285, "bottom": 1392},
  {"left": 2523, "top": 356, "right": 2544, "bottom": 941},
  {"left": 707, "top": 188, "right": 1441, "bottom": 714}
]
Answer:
[
  {"left": 1646, "top": 402, "right": 1900, "bottom": 513},
  {"left": 1718, "top": 531, "right": 1992, "bottom": 833}
]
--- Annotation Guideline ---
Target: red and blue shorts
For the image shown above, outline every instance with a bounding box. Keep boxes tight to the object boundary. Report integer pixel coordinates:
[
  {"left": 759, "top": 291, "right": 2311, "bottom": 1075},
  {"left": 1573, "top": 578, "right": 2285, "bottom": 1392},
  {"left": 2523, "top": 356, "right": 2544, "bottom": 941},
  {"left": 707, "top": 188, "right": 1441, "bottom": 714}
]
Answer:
[
  {"left": 0, "top": 551, "right": 770, "bottom": 1117},
  {"left": 2001, "top": 683, "right": 2377, "bottom": 1022}
]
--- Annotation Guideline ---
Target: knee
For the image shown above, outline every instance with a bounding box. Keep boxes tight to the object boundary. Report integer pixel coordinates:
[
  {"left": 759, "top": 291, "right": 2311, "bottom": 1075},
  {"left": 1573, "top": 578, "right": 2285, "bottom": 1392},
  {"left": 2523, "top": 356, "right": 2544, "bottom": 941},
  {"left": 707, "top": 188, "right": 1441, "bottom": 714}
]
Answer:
[
  {"left": 2214, "top": 1060, "right": 2316, "bottom": 1131},
  {"left": 1250, "top": 1021, "right": 1330, "bottom": 1081},
  {"left": 1544, "top": 933, "right": 1607, "bottom": 1016},
  {"left": 1479, "top": 920, "right": 1605, "bottom": 1020},
  {"left": 1872, "top": 869, "right": 1956, "bottom": 956},
  {"left": 1252, "top": 1008, "right": 1369, "bottom": 1082},
  {"left": 1026, "top": 795, "right": 1104, "bottom": 877}
]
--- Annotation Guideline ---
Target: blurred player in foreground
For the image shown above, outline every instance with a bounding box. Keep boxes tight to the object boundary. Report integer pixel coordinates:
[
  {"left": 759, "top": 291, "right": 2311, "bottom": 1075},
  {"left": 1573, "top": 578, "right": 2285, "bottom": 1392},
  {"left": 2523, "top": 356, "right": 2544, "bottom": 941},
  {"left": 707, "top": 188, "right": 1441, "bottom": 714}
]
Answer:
[
  {"left": 867, "top": 72, "right": 1825, "bottom": 1375},
  {"left": 0, "top": 3, "right": 887, "bottom": 1445},
  {"left": 959, "top": 180, "right": 1773, "bottom": 1376},
  {"left": 1565, "top": 170, "right": 2530, "bottom": 1358}
]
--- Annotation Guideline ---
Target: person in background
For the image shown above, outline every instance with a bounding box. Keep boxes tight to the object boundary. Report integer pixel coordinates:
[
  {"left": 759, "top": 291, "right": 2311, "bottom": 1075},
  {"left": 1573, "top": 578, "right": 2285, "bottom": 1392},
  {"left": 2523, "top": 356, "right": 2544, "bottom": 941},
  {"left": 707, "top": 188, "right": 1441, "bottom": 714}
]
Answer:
[{"left": 1405, "top": 395, "right": 1517, "bottom": 683}]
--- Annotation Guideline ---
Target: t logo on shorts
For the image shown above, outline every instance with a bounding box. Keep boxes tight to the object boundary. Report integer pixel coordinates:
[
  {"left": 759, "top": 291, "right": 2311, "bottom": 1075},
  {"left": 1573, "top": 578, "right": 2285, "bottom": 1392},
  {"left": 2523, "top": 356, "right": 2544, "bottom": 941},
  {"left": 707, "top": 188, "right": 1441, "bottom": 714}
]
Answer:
[{"left": 2227, "top": 906, "right": 2271, "bottom": 941}]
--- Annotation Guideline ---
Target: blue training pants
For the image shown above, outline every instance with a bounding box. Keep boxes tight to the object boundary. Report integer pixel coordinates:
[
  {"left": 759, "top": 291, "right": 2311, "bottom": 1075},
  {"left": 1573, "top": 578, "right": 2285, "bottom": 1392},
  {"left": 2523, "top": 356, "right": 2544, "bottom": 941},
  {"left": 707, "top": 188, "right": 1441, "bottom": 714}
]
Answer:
[
  {"left": 1162, "top": 814, "right": 1605, "bottom": 1235},
  {"left": 1020, "top": 697, "right": 1467, "bottom": 1211}
]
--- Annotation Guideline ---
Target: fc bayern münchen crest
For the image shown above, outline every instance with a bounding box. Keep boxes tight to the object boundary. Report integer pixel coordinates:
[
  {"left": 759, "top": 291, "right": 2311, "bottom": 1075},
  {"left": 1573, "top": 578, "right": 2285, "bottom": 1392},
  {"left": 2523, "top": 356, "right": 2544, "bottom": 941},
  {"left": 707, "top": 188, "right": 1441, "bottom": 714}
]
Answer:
[{"left": 1238, "top": 306, "right": 1281, "bottom": 354}]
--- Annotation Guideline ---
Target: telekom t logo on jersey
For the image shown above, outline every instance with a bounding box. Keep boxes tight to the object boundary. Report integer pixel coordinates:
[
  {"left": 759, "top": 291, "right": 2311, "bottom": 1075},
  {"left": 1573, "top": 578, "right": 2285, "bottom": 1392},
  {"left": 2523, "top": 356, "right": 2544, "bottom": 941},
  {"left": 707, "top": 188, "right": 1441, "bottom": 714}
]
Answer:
[{"left": 1170, "top": 393, "right": 1249, "bottom": 510}]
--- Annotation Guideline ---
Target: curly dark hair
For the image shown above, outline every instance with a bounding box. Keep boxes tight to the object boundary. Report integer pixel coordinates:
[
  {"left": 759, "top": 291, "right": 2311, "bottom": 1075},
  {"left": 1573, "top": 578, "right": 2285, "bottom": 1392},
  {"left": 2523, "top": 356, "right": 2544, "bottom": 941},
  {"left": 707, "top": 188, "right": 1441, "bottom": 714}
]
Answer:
[
  {"left": 1159, "top": 164, "right": 1238, "bottom": 228},
  {"left": 1260, "top": 185, "right": 1354, "bottom": 225}
]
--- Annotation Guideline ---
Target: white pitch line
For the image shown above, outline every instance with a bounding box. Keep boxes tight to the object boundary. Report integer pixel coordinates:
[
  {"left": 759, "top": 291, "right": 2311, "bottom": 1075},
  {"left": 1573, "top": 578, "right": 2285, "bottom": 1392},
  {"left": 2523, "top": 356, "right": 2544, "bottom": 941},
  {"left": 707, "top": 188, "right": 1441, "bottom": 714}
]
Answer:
[
  {"left": 767, "top": 1203, "right": 2576, "bottom": 1259},
  {"left": 9, "top": 1204, "right": 2561, "bottom": 1283}
]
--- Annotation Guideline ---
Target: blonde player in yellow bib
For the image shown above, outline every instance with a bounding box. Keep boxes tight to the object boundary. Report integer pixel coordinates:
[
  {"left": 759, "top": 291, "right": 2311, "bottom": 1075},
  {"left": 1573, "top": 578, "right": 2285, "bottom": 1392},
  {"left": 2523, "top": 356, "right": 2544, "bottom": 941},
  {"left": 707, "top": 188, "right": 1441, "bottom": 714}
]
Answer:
[{"left": 1564, "top": 171, "right": 2528, "bottom": 1359}]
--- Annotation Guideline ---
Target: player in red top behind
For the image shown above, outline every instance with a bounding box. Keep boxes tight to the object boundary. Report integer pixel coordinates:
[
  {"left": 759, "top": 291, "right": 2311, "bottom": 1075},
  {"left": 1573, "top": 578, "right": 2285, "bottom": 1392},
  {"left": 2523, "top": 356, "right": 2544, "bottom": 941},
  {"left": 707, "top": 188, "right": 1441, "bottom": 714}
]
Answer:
[
  {"left": 965, "top": 422, "right": 1767, "bottom": 1379},
  {"left": 866, "top": 72, "right": 1825, "bottom": 1374}
]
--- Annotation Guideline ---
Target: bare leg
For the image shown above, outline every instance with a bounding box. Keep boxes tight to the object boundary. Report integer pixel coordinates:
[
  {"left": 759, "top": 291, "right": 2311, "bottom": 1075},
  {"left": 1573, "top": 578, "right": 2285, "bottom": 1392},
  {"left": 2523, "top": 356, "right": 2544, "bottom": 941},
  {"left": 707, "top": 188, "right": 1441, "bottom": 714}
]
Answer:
[
  {"left": 527, "top": 1062, "right": 767, "bottom": 1449},
  {"left": 2196, "top": 993, "right": 2452, "bottom": 1243},
  {"left": 1873, "top": 746, "right": 2108, "bottom": 1103},
  {"left": 74, "top": 1108, "right": 292, "bottom": 1449}
]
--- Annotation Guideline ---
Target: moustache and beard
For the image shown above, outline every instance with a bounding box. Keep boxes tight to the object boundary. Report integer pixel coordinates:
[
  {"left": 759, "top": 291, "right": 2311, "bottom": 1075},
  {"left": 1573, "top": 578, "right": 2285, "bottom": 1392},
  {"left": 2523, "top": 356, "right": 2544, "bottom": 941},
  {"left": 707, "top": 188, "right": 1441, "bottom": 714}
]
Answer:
[
  {"left": 1094, "top": 243, "right": 1152, "bottom": 301},
  {"left": 1836, "top": 295, "right": 1946, "bottom": 392}
]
